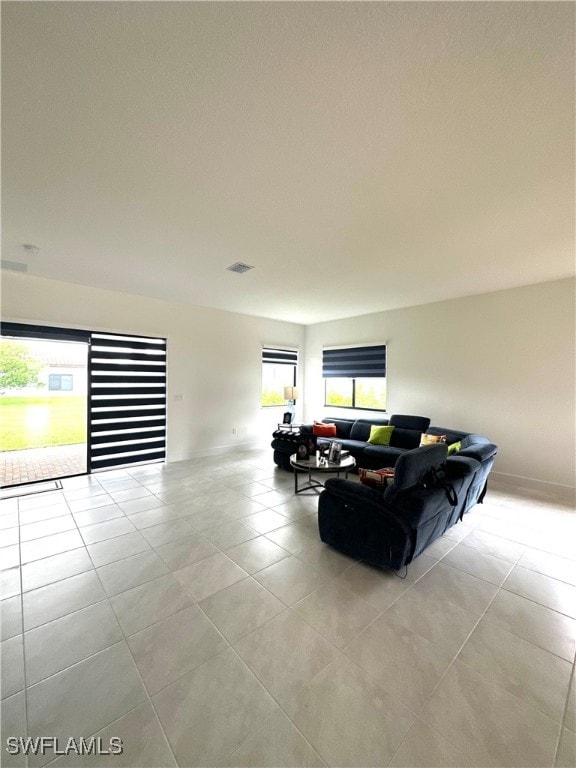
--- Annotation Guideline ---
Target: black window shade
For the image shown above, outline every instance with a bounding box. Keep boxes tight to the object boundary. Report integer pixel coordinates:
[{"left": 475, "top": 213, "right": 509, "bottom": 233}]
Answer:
[
  {"left": 322, "top": 345, "right": 386, "bottom": 378},
  {"left": 1, "top": 322, "right": 90, "bottom": 343},
  {"left": 262, "top": 348, "right": 298, "bottom": 365},
  {"left": 89, "top": 333, "right": 166, "bottom": 471}
]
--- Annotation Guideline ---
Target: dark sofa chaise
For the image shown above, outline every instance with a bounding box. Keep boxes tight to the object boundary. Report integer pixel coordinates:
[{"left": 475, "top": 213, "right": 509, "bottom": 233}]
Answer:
[
  {"left": 271, "top": 413, "right": 497, "bottom": 508},
  {"left": 318, "top": 443, "right": 481, "bottom": 569}
]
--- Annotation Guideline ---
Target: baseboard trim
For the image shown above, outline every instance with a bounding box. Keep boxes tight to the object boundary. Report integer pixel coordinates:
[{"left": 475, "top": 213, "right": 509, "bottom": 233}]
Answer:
[
  {"left": 168, "top": 440, "right": 263, "bottom": 463},
  {"left": 490, "top": 471, "right": 575, "bottom": 505}
]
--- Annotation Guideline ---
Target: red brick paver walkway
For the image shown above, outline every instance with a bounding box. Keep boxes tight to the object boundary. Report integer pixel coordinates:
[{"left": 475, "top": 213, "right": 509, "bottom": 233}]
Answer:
[{"left": 1, "top": 443, "right": 87, "bottom": 486}]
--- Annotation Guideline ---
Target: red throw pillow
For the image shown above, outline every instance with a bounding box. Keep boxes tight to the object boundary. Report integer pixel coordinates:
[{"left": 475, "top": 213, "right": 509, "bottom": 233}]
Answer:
[{"left": 313, "top": 423, "right": 337, "bottom": 437}]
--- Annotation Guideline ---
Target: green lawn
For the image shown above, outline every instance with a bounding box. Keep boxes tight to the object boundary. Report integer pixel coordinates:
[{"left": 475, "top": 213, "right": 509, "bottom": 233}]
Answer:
[{"left": 0, "top": 395, "right": 87, "bottom": 451}]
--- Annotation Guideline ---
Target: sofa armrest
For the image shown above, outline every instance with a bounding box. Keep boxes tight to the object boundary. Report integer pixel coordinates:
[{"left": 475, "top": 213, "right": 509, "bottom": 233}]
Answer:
[
  {"left": 323, "top": 478, "right": 384, "bottom": 508},
  {"left": 445, "top": 455, "right": 481, "bottom": 478},
  {"left": 458, "top": 443, "right": 498, "bottom": 463}
]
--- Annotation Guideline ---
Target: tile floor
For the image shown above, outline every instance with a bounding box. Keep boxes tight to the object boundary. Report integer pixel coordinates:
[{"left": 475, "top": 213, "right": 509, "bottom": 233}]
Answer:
[{"left": 1, "top": 449, "right": 575, "bottom": 768}]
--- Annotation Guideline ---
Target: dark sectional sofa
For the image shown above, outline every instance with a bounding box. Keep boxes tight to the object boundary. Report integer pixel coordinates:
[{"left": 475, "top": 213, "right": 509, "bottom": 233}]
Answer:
[
  {"left": 271, "top": 413, "right": 497, "bottom": 506},
  {"left": 272, "top": 413, "right": 498, "bottom": 570}
]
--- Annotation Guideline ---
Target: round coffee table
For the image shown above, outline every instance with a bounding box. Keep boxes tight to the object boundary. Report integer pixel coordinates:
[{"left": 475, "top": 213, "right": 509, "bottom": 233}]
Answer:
[{"left": 289, "top": 453, "right": 356, "bottom": 494}]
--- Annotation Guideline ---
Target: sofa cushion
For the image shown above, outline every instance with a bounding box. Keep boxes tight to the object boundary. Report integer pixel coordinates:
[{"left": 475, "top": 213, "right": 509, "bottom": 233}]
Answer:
[
  {"left": 325, "top": 418, "right": 355, "bottom": 439},
  {"left": 368, "top": 425, "right": 395, "bottom": 446},
  {"left": 362, "top": 444, "right": 405, "bottom": 467},
  {"left": 338, "top": 439, "right": 372, "bottom": 455},
  {"left": 349, "top": 418, "right": 390, "bottom": 441},
  {"left": 390, "top": 428, "right": 422, "bottom": 450}
]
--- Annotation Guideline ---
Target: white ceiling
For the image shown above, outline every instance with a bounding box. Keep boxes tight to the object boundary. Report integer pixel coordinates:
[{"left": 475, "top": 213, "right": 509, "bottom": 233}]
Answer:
[{"left": 2, "top": 2, "right": 574, "bottom": 325}]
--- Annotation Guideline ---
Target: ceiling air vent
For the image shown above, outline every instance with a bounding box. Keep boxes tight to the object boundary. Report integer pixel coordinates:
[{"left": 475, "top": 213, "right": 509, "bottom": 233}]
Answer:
[
  {"left": 1, "top": 260, "right": 28, "bottom": 273},
  {"left": 226, "top": 262, "right": 254, "bottom": 274}
]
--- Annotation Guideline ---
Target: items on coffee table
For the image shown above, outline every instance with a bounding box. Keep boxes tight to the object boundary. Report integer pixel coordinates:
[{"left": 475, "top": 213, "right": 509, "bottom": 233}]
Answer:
[
  {"left": 328, "top": 440, "right": 342, "bottom": 463},
  {"left": 290, "top": 452, "right": 356, "bottom": 494},
  {"left": 295, "top": 434, "right": 317, "bottom": 460},
  {"left": 296, "top": 444, "right": 308, "bottom": 460}
]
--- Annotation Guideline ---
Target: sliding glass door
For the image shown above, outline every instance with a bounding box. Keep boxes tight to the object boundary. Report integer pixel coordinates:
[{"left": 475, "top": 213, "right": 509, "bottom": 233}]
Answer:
[
  {"left": 0, "top": 323, "right": 167, "bottom": 488},
  {"left": 0, "top": 330, "right": 89, "bottom": 486}
]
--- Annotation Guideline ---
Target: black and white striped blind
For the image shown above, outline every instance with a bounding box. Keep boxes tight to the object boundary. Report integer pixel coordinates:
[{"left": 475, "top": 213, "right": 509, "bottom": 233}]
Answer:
[
  {"left": 262, "top": 348, "right": 298, "bottom": 366},
  {"left": 322, "top": 344, "right": 386, "bottom": 378},
  {"left": 89, "top": 333, "right": 167, "bottom": 471}
]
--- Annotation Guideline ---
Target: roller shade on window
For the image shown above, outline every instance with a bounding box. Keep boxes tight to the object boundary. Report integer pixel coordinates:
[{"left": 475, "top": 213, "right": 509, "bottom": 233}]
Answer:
[
  {"left": 322, "top": 345, "right": 386, "bottom": 378},
  {"left": 1, "top": 322, "right": 90, "bottom": 343},
  {"left": 89, "top": 332, "right": 166, "bottom": 471},
  {"left": 262, "top": 348, "right": 298, "bottom": 366}
]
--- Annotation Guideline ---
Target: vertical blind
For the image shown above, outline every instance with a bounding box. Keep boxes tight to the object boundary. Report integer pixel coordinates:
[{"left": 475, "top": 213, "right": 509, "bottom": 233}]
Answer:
[
  {"left": 89, "top": 332, "right": 167, "bottom": 471},
  {"left": 322, "top": 344, "right": 386, "bottom": 378}
]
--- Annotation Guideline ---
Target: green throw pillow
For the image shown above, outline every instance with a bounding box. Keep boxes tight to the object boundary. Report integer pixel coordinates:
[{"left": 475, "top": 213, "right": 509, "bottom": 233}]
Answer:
[
  {"left": 447, "top": 440, "right": 462, "bottom": 456},
  {"left": 368, "top": 425, "right": 395, "bottom": 446}
]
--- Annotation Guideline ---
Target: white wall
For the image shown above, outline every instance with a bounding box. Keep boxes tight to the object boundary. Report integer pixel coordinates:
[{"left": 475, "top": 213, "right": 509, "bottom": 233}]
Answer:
[
  {"left": 304, "top": 279, "right": 576, "bottom": 493},
  {"left": 3, "top": 273, "right": 574, "bottom": 493},
  {"left": 1, "top": 273, "right": 305, "bottom": 460}
]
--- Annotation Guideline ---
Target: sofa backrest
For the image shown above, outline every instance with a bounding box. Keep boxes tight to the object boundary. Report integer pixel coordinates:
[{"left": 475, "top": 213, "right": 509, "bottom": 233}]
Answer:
[
  {"left": 386, "top": 415, "right": 431, "bottom": 449},
  {"left": 389, "top": 428, "right": 420, "bottom": 450},
  {"left": 389, "top": 414, "right": 431, "bottom": 431},
  {"left": 426, "top": 426, "right": 492, "bottom": 448},
  {"left": 386, "top": 444, "right": 448, "bottom": 491},
  {"left": 322, "top": 418, "right": 356, "bottom": 439},
  {"left": 349, "top": 417, "right": 390, "bottom": 441}
]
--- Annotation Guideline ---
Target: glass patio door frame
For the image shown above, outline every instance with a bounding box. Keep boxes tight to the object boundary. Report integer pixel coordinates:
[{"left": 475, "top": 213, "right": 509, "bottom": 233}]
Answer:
[{"left": 1, "top": 322, "right": 167, "bottom": 485}]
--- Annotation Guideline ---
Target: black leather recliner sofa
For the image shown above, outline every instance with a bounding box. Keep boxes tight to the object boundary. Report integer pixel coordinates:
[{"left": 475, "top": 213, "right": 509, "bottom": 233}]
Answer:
[
  {"left": 317, "top": 444, "right": 481, "bottom": 569},
  {"left": 271, "top": 413, "right": 497, "bottom": 507}
]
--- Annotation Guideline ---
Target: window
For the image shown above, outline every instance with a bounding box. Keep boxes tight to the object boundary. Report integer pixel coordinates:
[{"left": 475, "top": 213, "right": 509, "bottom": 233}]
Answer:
[
  {"left": 48, "top": 373, "right": 73, "bottom": 391},
  {"left": 262, "top": 348, "right": 297, "bottom": 406},
  {"left": 325, "top": 378, "right": 353, "bottom": 407},
  {"left": 323, "top": 344, "right": 386, "bottom": 410}
]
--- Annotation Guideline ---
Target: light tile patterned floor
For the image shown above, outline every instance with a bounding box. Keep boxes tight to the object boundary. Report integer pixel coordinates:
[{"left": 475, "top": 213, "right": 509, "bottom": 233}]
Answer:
[{"left": 0, "top": 449, "right": 575, "bottom": 767}]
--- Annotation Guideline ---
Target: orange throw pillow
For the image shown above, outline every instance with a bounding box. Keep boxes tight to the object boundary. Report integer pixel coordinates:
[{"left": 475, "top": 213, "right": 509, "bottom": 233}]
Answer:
[{"left": 313, "top": 423, "right": 337, "bottom": 437}]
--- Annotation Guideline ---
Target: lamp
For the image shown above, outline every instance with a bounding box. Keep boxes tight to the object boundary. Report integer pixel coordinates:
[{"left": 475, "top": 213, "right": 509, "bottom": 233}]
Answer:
[{"left": 283, "top": 386, "right": 298, "bottom": 423}]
